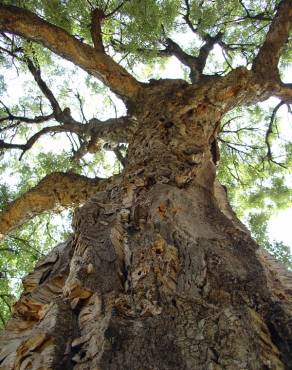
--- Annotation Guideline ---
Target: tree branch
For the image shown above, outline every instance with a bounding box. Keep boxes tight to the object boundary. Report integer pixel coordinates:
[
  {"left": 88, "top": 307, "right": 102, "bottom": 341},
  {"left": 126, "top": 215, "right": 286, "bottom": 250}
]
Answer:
[
  {"left": 87, "top": 116, "right": 137, "bottom": 143},
  {"left": 163, "top": 38, "right": 201, "bottom": 83},
  {"left": 0, "top": 172, "right": 120, "bottom": 238},
  {"left": 274, "top": 82, "right": 292, "bottom": 103},
  {"left": 162, "top": 35, "right": 221, "bottom": 83},
  {"left": 265, "top": 101, "right": 286, "bottom": 162},
  {"left": 25, "top": 58, "right": 89, "bottom": 129},
  {"left": 18, "top": 124, "right": 83, "bottom": 159},
  {"left": 0, "top": 98, "right": 53, "bottom": 130},
  {"left": 91, "top": 8, "right": 105, "bottom": 51},
  {"left": 182, "top": 0, "right": 198, "bottom": 34},
  {"left": 0, "top": 5, "right": 142, "bottom": 101},
  {"left": 105, "top": 0, "right": 129, "bottom": 18},
  {"left": 0, "top": 123, "right": 84, "bottom": 159},
  {"left": 26, "top": 59, "right": 63, "bottom": 116},
  {"left": 196, "top": 33, "right": 223, "bottom": 73},
  {"left": 167, "top": 3, "right": 224, "bottom": 83},
  {"left": 113, "top": 146, "right": 126, "bottom": 167},
  {"left": 238, "top": 0, "right": 272, "bottom": 22},
  {"left": 73, "top": 116, "right": 136, "bottom": 160},
  {"left": 0, "top": 50, "right": 137, "bottom": 157},
  {"left": 252, "top": 0, "right": 292, "bottom": 78},
  {"left": 0, "top": 112, "right": 53, "bottom": 128},
  {"left": 0, "top": 115, "right": 137, "bottom": 159}
]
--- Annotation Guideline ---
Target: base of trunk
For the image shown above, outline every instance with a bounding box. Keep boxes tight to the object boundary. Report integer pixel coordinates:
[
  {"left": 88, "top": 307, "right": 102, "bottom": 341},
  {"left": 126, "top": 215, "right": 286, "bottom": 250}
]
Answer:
[{"left": 0, "top": 184, "right": 291, "bottom": 370}]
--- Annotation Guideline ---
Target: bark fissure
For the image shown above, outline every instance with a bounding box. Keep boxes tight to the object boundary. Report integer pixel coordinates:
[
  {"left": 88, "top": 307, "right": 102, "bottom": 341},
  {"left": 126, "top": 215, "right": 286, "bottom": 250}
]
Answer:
[{"left": 0, "top": 85, "right": 291, "bottom": 369}]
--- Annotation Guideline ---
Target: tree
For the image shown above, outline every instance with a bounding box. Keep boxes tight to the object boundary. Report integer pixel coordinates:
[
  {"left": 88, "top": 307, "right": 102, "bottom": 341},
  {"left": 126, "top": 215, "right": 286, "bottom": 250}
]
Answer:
[{"left": 0, "top": 0, "right": 291, "bottom": 368}]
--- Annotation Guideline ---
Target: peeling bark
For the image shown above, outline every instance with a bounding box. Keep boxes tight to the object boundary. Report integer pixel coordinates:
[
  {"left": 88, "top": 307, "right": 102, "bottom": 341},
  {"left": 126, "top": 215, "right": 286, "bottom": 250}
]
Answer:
[
  {"left": 0, "top": 81, "right": 291, "bottom": 369},
  {"left": 0, "top": 172, "right": 120, "bottom": 238},
  {"left": 1, "top": 182, "right": 291, "bottom": 369}
]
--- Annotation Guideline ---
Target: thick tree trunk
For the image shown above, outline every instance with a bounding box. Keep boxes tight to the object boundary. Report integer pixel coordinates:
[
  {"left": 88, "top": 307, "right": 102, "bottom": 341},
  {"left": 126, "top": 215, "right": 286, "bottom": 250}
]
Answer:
[{"left": 0, "top": 81, "right": 291, "bottom": 369}]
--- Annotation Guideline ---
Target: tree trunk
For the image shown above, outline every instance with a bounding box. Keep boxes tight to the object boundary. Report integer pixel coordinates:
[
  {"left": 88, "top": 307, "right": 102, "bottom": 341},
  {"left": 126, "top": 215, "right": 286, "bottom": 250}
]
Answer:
[{"left": 0, "top": 80, "right": 291, "bottom": 370}]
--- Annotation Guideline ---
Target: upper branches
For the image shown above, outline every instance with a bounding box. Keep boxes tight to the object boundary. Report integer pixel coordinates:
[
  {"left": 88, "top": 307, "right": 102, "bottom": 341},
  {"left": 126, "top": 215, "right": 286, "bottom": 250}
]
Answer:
[
  {"left": 252, "top": 0, "right": 292, "bottom": 79},
  {"left": 0, "top": 112, "right": 137, "bottom": 160},
  {"left": 162, "top": 34, "right": 222, "bottom": 83},
  {"left": 0, "top": 100, "right": 53, "bottom": 130},
  {"left": 0, "top": 52, "right": 137, "bottom": 160},
  {"left": 264, "top": 101, "right": 291, "bottom": 167},
  {"left": 0, "top": 5, "right": 142, "bottom": 102},
  {"left": 91, "top": 8, "right": 106, "bottom": 52}
]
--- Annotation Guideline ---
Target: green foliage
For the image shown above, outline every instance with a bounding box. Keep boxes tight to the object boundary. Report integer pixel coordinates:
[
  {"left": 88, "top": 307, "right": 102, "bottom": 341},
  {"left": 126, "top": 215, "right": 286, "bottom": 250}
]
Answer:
[
  {"left": 218, "top": 104, "right": 292, "bottom": 268},
  {"left": 247, "top": 212, "right": 292, "bottom": 268},
  {"left": 0, "top": 211, "right": 72, "bottom": 328}
]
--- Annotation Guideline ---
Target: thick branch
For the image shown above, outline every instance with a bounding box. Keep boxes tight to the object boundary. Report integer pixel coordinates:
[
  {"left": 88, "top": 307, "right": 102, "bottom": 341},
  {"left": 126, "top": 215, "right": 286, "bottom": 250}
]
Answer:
[
  {"left": 0, "top": 172, "right": 119, "bottom": 238},
  {"left": 163, "top": 30, "right": 222, "bottom": 83},
  {"left": 196, "top": 33, "right": 223, "bottom": 71},
  {"left": 163, "top": 38, "right": 201, "bottom": 83},
  {"left": 73, "top": 116, "right": 136, "bottom": 160},
  {"left": 91, "top": 8, "right": 105, "bottom": 52},
  {"left": 252, "top": 0, "right": 292, "bottom": 77},
  {"left": 0, "top": 115, "right": 136, "bottom": 159},
  {"left": 0, "top": 5, "right": 142, "bottom": 101},
  {"left": 274, "top": 82, "right": 292, "bottom": 103},
  {"left": 87, "top": 116, "right": 137, "bottom": 143}
]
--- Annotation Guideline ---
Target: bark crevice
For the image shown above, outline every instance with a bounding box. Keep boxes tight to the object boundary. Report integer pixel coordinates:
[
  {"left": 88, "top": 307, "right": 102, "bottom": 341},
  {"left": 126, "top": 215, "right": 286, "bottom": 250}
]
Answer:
[{"left": 0, "top": 80, "right": 291, "bottom": 370}]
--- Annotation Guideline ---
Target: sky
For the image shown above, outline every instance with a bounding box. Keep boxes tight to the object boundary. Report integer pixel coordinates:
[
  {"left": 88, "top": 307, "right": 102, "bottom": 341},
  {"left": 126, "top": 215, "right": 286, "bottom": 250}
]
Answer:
[{"left": 269, "top": 208, "right": 292, "bottom": 247}]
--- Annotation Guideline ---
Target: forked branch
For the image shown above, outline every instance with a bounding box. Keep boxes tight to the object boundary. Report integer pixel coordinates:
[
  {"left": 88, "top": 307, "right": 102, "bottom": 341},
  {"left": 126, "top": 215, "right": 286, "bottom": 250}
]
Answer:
[
  {"left": 0, "top": 102, "right": 53, "bottom": 130},
  {"left": 0, "top": 56, "right": 137, "bottom": 158},
  {"left": 162, "top": 34, "right": 222, "bottom": 83},
  {"left": 0, "top": 5, "right": 142, "bottom": 101}
]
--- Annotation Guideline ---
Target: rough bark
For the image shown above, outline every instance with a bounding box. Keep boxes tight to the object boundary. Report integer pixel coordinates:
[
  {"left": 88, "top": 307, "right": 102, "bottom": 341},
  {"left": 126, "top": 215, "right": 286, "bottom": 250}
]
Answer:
[
  {"left": 252, "top": 0, "right": 292, "bottom": 79},
  {"left": 0, "top": 114, "right": 137, "bottom": 158},
  {"left": 0, "top": 82, "right": 291, "bottom": 370},
  {"left": 0, "top": 172, "right": 120, "bottom": 238}
]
